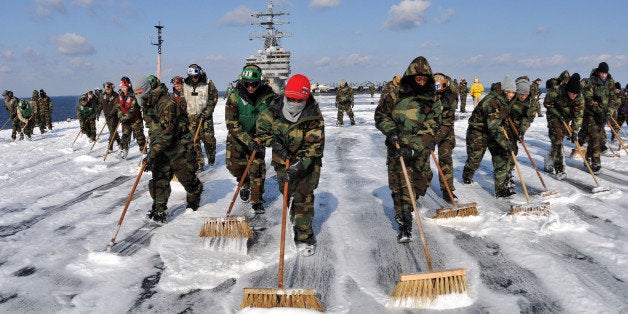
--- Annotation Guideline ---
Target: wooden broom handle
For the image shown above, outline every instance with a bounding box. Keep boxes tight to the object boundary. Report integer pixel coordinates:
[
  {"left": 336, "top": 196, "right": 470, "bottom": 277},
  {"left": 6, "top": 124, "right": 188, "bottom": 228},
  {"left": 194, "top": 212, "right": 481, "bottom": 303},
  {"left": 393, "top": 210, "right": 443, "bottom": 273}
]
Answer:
[
  {"left": 429, "top": 150, "right": 459, "bottom": 207},
  {"left": 507, "top": 117, "right": 548, "bottom": 190},
  {"left": 90, "top": 121, "right": 108, "bottom": 152},
  {"left": 278, "top": 159, "right": 290, "bottom": 289},
  {"left": 103, "top": 121, "right": 120, "bottom": 161},
  {"left": 561, "top": 120, "right": 601, "bottom": 186},
  {"left": 607, "top": 121, "right": 628, "bottom": 155},
  {"left": 107, "top": 161, "right": 147, "bottom": 251},
  {"left": 226, "top": 150, "right": 257, "bottom": 217},
  {"left": 193, "top": 117, "right": 204, "bottom": 144},
  {"left": 395, "top": 142, "right": 433, "bottom": 272},
  {"left": 500, "top": 126, "right": 530, "bottom": 203}
]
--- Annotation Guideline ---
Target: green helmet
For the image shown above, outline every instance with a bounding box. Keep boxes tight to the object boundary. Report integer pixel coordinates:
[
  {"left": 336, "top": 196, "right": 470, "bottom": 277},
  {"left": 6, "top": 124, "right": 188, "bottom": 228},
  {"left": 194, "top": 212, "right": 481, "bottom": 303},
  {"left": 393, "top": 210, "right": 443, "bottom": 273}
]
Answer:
[{"left": 240, "top": 65, "right": 262, "bottom": 82}]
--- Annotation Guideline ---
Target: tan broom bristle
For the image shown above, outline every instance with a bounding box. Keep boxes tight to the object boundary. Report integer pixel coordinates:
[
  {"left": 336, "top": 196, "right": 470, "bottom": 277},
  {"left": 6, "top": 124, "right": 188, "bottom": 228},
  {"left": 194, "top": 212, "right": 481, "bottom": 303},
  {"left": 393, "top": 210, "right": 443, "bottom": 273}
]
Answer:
[
  {"left": 433, "top": 203, "right": 478, "bottom": 219},
  {"left": 541, "top": 191, "right": 559, "bottom": 198},
  {"left": 199, "top": 217, "right": 254, "bottom": 238},
  {"left": 240, "top": 288, "right": 324, "bottom": 312},
  {"left": 391, "top": 269, "right": 468, "bottom": 307},
  {"left": 508, "top": 202, "right": 551, "bottom": 216}
]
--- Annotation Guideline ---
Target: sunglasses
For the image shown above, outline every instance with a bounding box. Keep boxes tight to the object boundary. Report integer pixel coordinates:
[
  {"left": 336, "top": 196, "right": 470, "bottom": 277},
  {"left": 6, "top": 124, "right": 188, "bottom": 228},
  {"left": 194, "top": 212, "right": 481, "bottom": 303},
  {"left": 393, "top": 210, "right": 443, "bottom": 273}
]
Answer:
[
  {"left": 243, "top": 81, "right": 261, "bottom": 89},
  {"left": 286, "top": 97, "right": 303, "bottom": 103}
]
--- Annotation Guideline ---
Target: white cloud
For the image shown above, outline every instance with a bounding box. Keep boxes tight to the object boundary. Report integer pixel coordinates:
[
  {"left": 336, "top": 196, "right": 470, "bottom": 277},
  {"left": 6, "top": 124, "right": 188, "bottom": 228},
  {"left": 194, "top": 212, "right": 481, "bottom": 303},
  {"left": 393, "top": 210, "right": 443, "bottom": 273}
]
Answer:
[
  {"left": 576, "top": 54, "right": 627, "bottom": 67},
  {"left": 0, "top": 65, "right": 11, "bottom": 74},
  {"left": 217, "top": 5, "right": 255, "bottom": 27},
  {"left": 518, "top": 54, "right": 567, "bottom": 68},
  {"left": 72, "top": 0, "right": 93, "bottom": 7},
  {"left": 50, "top": 33, "right": 95, "bottom": 56},
  {"left": 383, "top": 0, "right": 431, "bottom": 30},
  {"left": 2, "top": 50, "right": 14, "bottom": 60},
  {"left": 340, "top": 53, "right": 372, "bottom": 67},
  {"left": 309, "top": 0, "right": 341, "bottom": 10},
  {"left": 535, "top": 26, "right": 549, "bottom": 34},
  {"left": 314, "top": 56, "right": 332, "bottom": 66},
  {"left": 205, "top": 55, "right": 227, "bottom": 62},
  {"left": 434, "top": 8, "right": 455, "bottom": 24},
  {"left": 30, "top": 0, "right": 67, "bottom": 19},
  {"left": 421, "top": 41, "right": 440, "bottom": 49},
  {"left": 68, "top": 57, "right": 94, "bottom": 71},
  {"left": 467, "top": 54, "right": 484, "bottom": 64},
  {"left": 494, "top": 54, "right": 513, "bottom": 64}
]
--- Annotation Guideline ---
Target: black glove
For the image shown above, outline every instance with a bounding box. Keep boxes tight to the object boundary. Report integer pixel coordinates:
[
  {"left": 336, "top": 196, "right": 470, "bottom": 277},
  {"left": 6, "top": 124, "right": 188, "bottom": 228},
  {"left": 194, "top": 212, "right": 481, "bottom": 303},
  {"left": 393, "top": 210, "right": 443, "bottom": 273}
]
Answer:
[
  {"left": 272, "top": 140, "right": 288, "bottom": 160},
  {"left": 518, "top": 134, "right": 525, "bottom": 142},
  {"left": 284, "top": 160, "right": 305, "bottom": 184},
  {"left": 198, "top": 111, "right": 210, "bottom": 120},
  {"left": 393, "top": 146, "right": 417, "bottom": 159},
  {"left": 143, "top": 156, "right": 153, "bottom": 172},
  {"left": 386, "top": 133, "right": 399, "bottom": 147},
  {"left": 248, "top": 139, "right": 262, "bottom": 152},
  {"left": 570, "top": 132, "right": 578, "bottom": 144},
  {"left": 427, "top": 141, "right": 436, "bottom": 151}
]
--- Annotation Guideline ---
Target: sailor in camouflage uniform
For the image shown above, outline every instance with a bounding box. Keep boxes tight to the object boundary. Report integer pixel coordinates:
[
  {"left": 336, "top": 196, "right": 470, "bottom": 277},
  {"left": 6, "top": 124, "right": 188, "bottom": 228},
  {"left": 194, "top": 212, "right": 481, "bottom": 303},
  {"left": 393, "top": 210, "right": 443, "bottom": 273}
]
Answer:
[
  {"left": 226, "top": 65, "right": 277, "bottom": 214},
  {"left": 543, "top": 73, "right": 584, "bottom": 178},
  {"left": 462, "top": 76, "right": 517, "bottom": 198},
  {"left": 77, "top": 92, "right": 97, "bottom": 142},
  {"left": 379, "top": 75, "right": 401, "bottom": 107},
  {"left": 29, "top": 90, "right": 44, "bottom": 134},
  {"left": 374, "top": 56, "right": 441, "bottom": 243},
  {"left": 17, "top": 100, "right": 36, "bottom": 140},
  {"left": 38, "top": 89, "right": 53, "bottom": 131},
  {"left": 459, "top": 78, "right": 469, "bottom": 112},
  {"left": 580, "top": 62, "right": 618, "bottom": 172},
  {"left": 3, "top": 90, "right": 22, "bottom": 140},
  {"left": 139, "top": 76, "right": 203, "bottom": 223},
  {"left": 609, "top": 82, "right": 625, "bottom": 142},
  {"left": 433, "top": 73, "right": 458, "bottom": 202},
  {"left": 115, "top": 77, "right": 146, "bottom": 159},
  {"left": 99, "top": 82, "right": 121, "bottom": 150},
  {"left": 530, "top": 78, "right": 543, "bottom": 117},
  {"left": 508, "top": 77, "right": 537, "bottom": 152},
  {"left": 256, "top": 74, "right": 324, "bottom": 256},
  {"left": 183, "top": 63, "right": 219, "bottom": 169},
  {"left": 335, "top": 80, "right": 355, "bottom": 126}
]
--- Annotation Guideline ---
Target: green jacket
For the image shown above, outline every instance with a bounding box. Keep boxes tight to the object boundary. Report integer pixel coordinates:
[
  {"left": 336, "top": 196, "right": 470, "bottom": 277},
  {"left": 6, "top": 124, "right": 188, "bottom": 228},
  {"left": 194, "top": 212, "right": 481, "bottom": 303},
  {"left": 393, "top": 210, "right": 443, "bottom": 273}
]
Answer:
[
  {"left": 225, "top": 83, "right": 276, "bottom": 144},
  {"left": 583, "top": 72, "right": 619, "bottom": 118},
  {"left": 544, "top": 85, "right": 584, "bottom": 133},
  {"left": 509, "top": 93, "right": 536, "bottom": 135}
]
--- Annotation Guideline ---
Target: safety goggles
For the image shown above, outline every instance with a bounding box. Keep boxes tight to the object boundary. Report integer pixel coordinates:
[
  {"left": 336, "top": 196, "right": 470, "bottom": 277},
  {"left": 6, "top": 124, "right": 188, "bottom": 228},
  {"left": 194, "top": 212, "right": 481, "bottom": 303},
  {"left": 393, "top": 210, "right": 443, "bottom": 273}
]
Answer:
[
  {"left": 187, "top": 67, "right": 201, "bottom": 76},
  {"left": 243, "top": 81, "right": 261, "bottom": 89}
]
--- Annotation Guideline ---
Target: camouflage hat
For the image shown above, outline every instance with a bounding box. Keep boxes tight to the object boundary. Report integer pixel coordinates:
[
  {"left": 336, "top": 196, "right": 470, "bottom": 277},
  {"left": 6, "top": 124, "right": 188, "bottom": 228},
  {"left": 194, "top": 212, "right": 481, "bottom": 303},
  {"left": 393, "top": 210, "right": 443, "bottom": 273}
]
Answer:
[
  {"left": 240, "top": 65, "right": 262, "bottom": 82},
  {"left": 2, "top": 90, "right": 11, "bottom": 96}
]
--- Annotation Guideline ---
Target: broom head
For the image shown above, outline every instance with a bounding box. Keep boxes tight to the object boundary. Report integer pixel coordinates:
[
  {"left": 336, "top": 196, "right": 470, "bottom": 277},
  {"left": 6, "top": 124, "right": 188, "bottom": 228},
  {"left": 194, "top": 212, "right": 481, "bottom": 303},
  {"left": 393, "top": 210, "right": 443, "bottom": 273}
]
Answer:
[
  {"left": 591, "top": 185, "right": 610, "bottom": 194},
  {"left": 391, "top": 268, "right": 468, "bottom": 307},
  {"left": 570, "top": 147, "right": 586, "bottom": 160},
  {"left": 508, "top": 201, "right": 551, "bottom": 216},
  {"left": 540, "top": 191, "right": 559, "bottom": 198},
  {"left": 199, "top": 216, "right": 253, "bottom": 238},
  {"left": 240, "top": 288, "right": 324, "bottom": 312},
  {"left": 433, "top": 202, "right": 478, "bottom": 219}
]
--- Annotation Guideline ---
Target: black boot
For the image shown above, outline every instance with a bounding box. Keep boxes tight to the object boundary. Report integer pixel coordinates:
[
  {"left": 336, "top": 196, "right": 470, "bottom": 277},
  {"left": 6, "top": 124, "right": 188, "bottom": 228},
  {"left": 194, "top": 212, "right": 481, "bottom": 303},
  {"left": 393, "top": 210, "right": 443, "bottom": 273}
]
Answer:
[
  {"left": 395, "top": 213, "right": 413, "bottom": 243},
  {"left": 442, "top": 191, "right": 458, "bottom": 203},
  {"left": 239, "top": 186, "right": 250, "bottom": 202},
  {"left": 252, "top": 203, "right": 265, "bottom": 214},
  {"left": 148, "top": 204, "right": 168, "bottom": 223}
]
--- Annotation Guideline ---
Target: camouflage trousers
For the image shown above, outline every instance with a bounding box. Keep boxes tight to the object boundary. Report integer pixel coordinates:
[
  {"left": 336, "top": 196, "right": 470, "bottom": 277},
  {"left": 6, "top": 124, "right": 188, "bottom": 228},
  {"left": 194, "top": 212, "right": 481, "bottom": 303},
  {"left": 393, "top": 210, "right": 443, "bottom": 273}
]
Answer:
[
  {"left": 386, "top": 149, "right": 432, "bottom": 219},
  {"left": 460, "top": 93, "right": 468, "bottom": 112},
  {"left": 579, "top": 115, "right": 604, "bottom": 166},
  {"left": 36, "top": 112, "right": 46, "bottom": 133},
  {"left": 149, "top": 141, "right": 202, "bottom": 210},
  {"left": 189, "top": 115, "right": 217, "bottom": 167},
  {"left": 336, "top": 103, "right": 355, "bottom": 125},
  {"left": 462, "top": 126, "right": 514, "bottom": 194},
  {"left": 21, "top": 117, "right": 35, "bottom": 137},
  {"left": 80, "top": 118, "right": 96, "bottom": 140},
  {"left": 105, "top": 115, "right": 121, "bottom": 149},
  {"left": 226, "top": 135, "right": 266, "bottom": 204},
  {"left": 436, "top": 129, "right": 456, "bottom": 192},
  {"left": 120, "top": 118, "right": 146, "bottom": 152},
  {"left": 11, "top": 118, "right": 23, "bottom": 139},
  {"left": 274, "top": 159, "right": 321, "bottom": 245},
  {"left": 40, "top": 107, "right": 52, "bottom": 130},
  {"left": 547, "top": 118, "right": 567, "bottom": 173}
]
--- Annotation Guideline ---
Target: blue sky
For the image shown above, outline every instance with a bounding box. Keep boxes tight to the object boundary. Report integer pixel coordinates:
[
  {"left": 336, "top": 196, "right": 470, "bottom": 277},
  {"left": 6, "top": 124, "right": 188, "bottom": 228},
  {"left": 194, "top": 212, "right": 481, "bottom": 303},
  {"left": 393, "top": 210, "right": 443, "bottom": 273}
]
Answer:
[{"left": 1, "top": 0, "right": 626, "bottom": 97}]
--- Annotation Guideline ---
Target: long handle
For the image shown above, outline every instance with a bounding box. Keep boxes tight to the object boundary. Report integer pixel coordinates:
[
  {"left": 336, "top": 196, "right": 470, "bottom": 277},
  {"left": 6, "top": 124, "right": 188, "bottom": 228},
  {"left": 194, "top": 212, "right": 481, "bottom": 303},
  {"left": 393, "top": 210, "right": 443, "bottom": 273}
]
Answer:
[
  {"left": 500, "top": 126, "right": 530, "bottom": 203},
  {"left": 561, "top": 120, "right": 601, "bottom": 187},
  {"left": 607, "top": 121, "right": 628, "bottom": 155},
  {"left": 226, "top": 150, "right": 257, "bottom": 217},
  {"left": 1, "top": 117, "right": 10, "bottom": 129},
  {"left": 193, "top": 117, "right": 204, "bottom": 145},
  {"left": 610, "top": 115, "right": 628, "bottom": 138},
  {"left": 395, "top": 142, "right": 433, "bottom": 272},
  {"left": 138, "top": 140, "right": 149, "bottom": 167},
  {"left": 103, "top": 121, "right": 121, "bottom": 161},
  {"left": 89, "top": 121, "right": 108, "bottom": 152},
  {"left": 278, "top": 159, "right": 290, "bottom": 289},
  {"left": 71, "top": 128, "right": 82, "bottom": 146},
  {"left": 429, "top": 150, "right": 459, "bottom": 208},
  {"left": 507, "top": 117, "right": 548, "bottom": 190},
  {"left": 106, "top": 161, "right": 147, "bottom": 251}
]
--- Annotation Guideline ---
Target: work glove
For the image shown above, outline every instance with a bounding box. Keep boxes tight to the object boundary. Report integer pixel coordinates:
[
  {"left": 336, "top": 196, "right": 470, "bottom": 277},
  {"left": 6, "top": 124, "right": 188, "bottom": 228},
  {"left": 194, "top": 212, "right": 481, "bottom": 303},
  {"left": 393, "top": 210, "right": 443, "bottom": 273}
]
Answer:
[
  {"left": 198, "top": 110, "right": 210, "bottom": 120},
  {"left": 427, "top": 141, "right": 436, "bottom": 152},
  {"left": 248, "top": 139, "right": 262, "bottom": 152},
  {"left": 284, "top": 159, "right": 305, "bottom": 185},
  {"left": 143, "top": 156, "right": 153, "bottom": 172},
  {"left": 393, "top": 146, "right": 418, "bottom": 160},
  {"left": 272, "top": 140, "right": 288, "bottom": 160},
  {"left": 569, "top": 133, "right": 578, "bottom": 144},
  {"left": 386, "top": 133, "right": 399, "bottom": 147}
]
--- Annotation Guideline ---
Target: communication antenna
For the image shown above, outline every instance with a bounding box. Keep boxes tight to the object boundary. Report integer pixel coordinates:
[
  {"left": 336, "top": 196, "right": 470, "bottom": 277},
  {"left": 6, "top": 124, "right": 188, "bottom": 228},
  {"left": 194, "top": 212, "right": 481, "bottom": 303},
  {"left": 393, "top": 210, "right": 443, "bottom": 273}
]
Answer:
[{"left": 152, "top": 22, "right": 164, "bottom": 80}]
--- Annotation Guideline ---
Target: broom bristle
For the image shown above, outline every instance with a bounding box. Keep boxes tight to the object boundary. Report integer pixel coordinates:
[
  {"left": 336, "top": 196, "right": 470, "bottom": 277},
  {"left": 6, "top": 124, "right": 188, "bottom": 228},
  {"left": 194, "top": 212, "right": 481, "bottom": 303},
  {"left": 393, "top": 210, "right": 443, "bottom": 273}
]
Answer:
[
  {"left": 391, "top": 269, "right": 468, "bottom": 307},
  {"left": 240, "top": 288, "right": 324, "bottom": 312},
  {"left": 570, "top": 148, "right": 586, "bottom": 160},
  {"left": 508, "top": 201, "right": 551, "bottom": 216},
  {"left": 541, "top": 191, "right": 559, "bottom": 198},
  {"left": 199, "top": 216, "right": 254, "bottom": 238},
  {"left": 433, "top": 203, "right": 478, "bottom": 219}
]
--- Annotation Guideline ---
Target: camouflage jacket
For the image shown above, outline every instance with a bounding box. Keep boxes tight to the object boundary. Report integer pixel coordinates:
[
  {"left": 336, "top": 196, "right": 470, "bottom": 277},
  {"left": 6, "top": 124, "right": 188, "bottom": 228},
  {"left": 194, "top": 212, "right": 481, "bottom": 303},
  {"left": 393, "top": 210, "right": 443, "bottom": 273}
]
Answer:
[
  {"left": 335, "top": 84, "right": 354, "bottom": 106},
  {"left": 583, "top": 72, "right": 618, "bottom": 118},
  {"left": 544, "top": 85, "right": 584, "bottom": 132},
  {"left": 37, "top": 96, "right": 52, "bottom": 113},
  {"left": 256, "top": 94, "right": 325, "bottom": 170},
  {"left": 145, "top": 83, "right": 192, "bottom": 159},
  {"left": 458, "top": 81, "right": 469, "bottom": 95},
  {"left": 449, "top": 80, "right": 460, "bottom": 103},
  {"left": 99, "top": 91, "right": 119, "bottom": 117},
  {"left": 226, "top": 83, "right": 276, "bottom": 144},
  {"left": 467, "top": 84, "right": 513, "bottom": 149},
  {"left": 378, "top": 80, "right": 400, "bottom": 108},
  {"left": 77, "top": 95, "right": 97, "bottom": 120},
  {"left": 5, "top": 96, "right": 18, "bottom": 116},
  {"left": 530, "top": 82, "right": 541, "bottom": 103},
  {"left": 509, "top": 94, "right": 536, "bottom": 136},
  {"left": 434, "top": 85, "right": 456, "bottom": 142},
  {"left": 374, "top": 56, "right": 441, "bottom": 152}
]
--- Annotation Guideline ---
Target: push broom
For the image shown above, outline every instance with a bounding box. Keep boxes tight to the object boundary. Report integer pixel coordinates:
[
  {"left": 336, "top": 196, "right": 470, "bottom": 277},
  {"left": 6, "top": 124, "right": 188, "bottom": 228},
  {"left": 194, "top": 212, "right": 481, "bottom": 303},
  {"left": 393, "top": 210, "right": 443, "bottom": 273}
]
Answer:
[
  {"left": 240, "top": 159, "right": 324, "bottom": 311},
  {"left": 499, "top": 127, "right": 551, "bottom": 215},
  {"left": 610, "top": 115, "right": 628, "bottom": 149},
  {"left": 199, "top": 150, "right": 255, "bottom": 240},
  {"left": 430, "top": 150, "right": 478, "bottom": 219},
  {"left": 89, "top": 121, "right": 108, "bottom": 152},
  {"left": 507, "top": 117, "right": 558, "bottom": 197},
  {"left": 102, "top": 121, "right": 120, "bottom": 161},
  {"left": 561, "top": 120, "right": 609, "bottom": 193},
  {"left": 607, "top": 120, "right": 628, "bottom": 155},
  {"left": 391, "top": 143, "right": 468, "bottom": 307}
]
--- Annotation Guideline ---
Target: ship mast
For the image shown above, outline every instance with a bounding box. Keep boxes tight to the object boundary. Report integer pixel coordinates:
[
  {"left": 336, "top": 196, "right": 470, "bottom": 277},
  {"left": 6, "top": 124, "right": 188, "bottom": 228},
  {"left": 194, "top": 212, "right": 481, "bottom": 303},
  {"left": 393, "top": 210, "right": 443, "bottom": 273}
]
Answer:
[
  {"left": 249, "top": 1, "right": 292, "bottom": 48},
  {"left": 152, "top": 22, "right": 164, "bottom": 80}
]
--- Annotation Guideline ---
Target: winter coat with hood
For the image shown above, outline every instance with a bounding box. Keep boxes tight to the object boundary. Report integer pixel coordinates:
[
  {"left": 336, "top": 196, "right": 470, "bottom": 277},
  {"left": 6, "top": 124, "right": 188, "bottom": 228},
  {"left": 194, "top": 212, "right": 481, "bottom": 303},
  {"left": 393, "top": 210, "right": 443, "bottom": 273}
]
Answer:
[
  {"left": 225, "top": 81, "right": 276, "bottom": 145},
  {"left": 467, "top": 82, "right": 513, "bottom": 150},
  {"left": 583, "top": 68, "right": 619, "bottom": 122}
]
